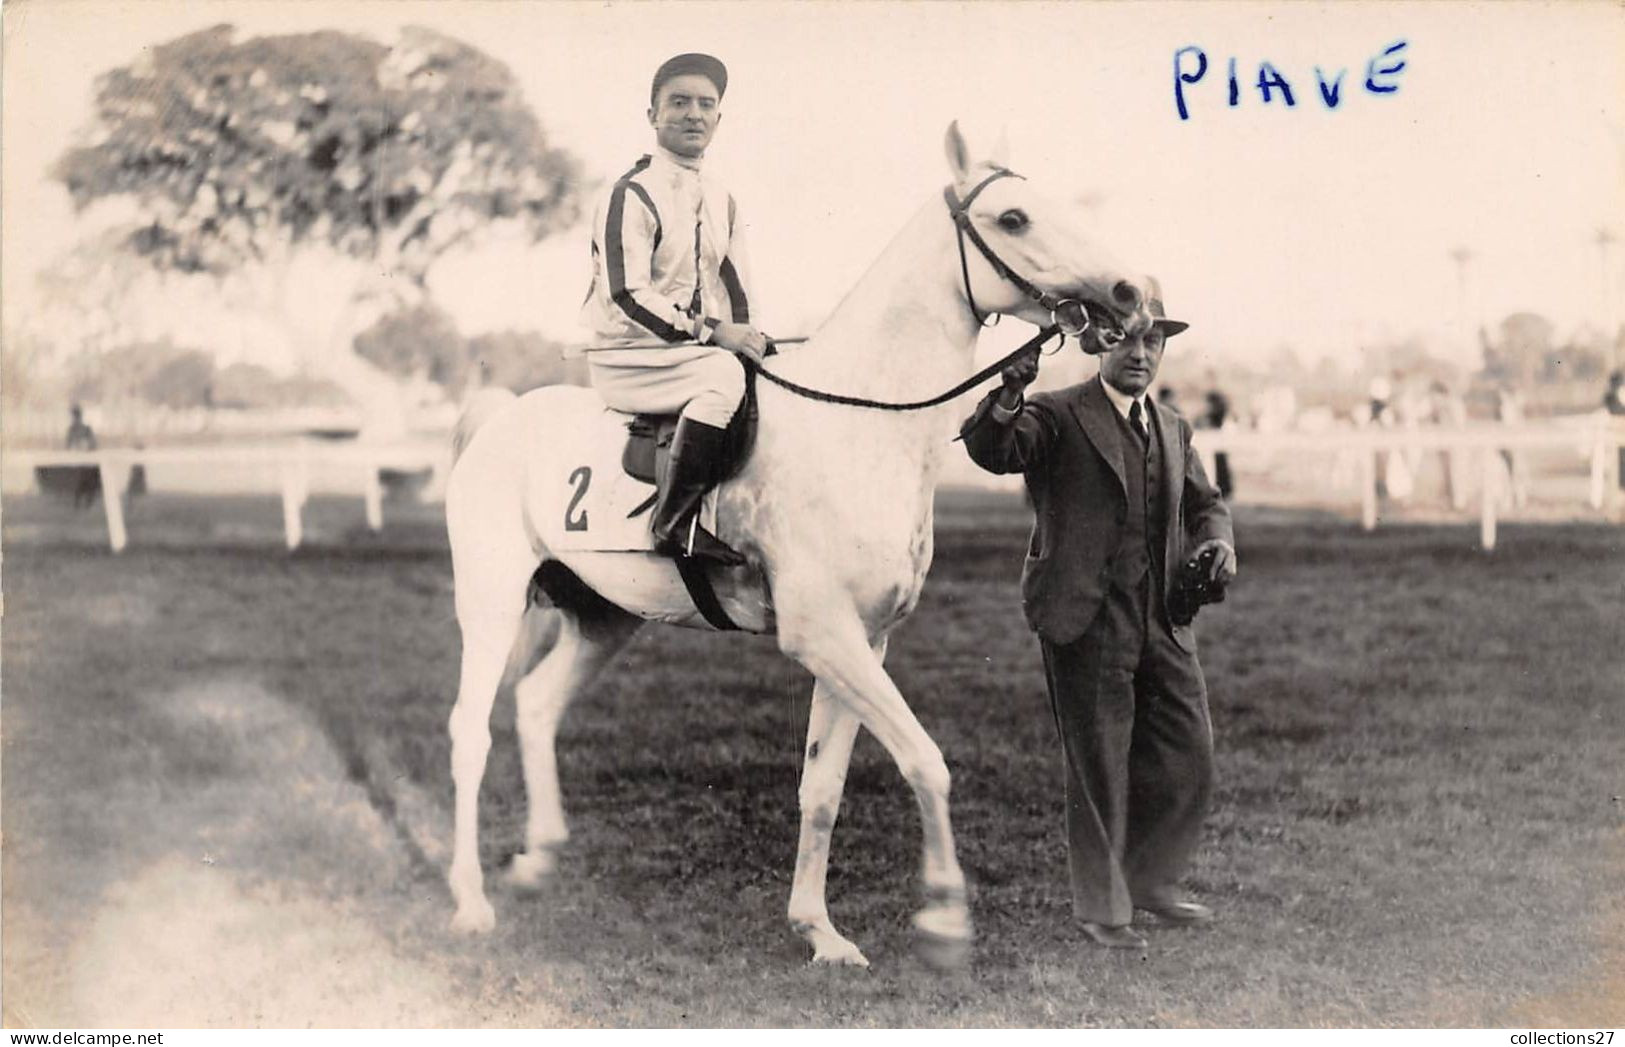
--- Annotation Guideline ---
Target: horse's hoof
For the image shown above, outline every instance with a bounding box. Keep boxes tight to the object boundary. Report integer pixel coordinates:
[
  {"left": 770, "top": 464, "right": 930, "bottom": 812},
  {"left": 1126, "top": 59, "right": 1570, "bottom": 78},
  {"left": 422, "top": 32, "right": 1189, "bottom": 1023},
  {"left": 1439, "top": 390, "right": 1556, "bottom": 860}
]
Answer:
[
  {"left": 793, "top": 919, "right": 871, "bottom": 969},
  {"left": 913, "top": 907, "right": 973, "bottom": 970},
  {"left": 914, "top": 926, "right": 972, "bottom": 970},
  {"left": 810, "top": 940, "right": 871, "bottom": 969},
  {"left": 449, "top": 898, "right": 497, "bottom": 935},
  {"left": 505, "top": 850, "right": 557, "bottom": 890}
]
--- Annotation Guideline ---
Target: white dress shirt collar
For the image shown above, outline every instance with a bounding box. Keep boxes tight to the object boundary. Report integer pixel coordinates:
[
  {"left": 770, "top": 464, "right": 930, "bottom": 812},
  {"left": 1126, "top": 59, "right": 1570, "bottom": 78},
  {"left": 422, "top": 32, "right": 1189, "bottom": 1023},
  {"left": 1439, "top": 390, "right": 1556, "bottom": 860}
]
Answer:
[{"left": 1099, "top": 375, "right": 1147, "bottom": 423}]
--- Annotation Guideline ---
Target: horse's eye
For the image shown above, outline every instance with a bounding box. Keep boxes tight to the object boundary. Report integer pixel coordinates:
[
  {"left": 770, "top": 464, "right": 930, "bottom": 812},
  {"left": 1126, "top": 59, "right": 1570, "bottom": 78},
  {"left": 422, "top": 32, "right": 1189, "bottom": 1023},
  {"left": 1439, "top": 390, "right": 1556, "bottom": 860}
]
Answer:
[{"left": 997, "top": 209, "right": 1029, "bottom": 232}]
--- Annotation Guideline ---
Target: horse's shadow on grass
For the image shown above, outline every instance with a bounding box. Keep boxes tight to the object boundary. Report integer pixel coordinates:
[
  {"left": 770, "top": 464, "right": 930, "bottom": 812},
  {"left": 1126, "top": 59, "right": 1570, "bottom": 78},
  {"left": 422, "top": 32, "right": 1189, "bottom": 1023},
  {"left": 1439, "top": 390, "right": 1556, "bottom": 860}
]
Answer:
[{"left": 303, "top": 700, "right": 447, "bottom": 887}]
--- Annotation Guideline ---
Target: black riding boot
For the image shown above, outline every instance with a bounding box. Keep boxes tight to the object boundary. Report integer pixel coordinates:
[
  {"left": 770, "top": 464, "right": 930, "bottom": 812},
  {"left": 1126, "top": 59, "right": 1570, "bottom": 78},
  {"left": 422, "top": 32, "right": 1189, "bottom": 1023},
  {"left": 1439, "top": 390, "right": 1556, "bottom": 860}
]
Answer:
[{"left": 651, "top": 417, "right": 745, "bottom": 566}]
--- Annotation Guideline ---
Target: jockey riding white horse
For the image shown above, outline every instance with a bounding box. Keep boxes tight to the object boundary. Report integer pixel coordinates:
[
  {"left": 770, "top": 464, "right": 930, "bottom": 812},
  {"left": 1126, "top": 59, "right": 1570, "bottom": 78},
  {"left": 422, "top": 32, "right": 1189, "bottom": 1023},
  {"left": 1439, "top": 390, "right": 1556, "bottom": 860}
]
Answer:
[{"left": 444, "top": 123, "right": 1155, "bottom": 967}]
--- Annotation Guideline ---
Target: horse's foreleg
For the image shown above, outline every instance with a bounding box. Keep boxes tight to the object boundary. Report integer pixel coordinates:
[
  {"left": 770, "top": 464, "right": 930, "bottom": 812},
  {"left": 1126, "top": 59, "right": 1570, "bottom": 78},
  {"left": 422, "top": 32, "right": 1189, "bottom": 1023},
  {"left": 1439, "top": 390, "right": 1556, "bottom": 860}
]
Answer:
[
  {"left": 508, "top": 604, "right": 643, "bottom": 888},
  {"left": 778, "top": 608, "right": 971, "bottom": 966},
  {"left": 788, "top": 675, "right": 865, "bottom": 966}
]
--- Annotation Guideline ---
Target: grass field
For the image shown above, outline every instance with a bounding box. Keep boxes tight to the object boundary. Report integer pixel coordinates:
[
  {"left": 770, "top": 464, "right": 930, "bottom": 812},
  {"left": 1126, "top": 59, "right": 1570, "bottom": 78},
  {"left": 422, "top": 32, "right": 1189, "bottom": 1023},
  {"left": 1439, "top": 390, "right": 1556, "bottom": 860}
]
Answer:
[{"left": 3, "top": 490, "right": 1622, "bottom": 1028}]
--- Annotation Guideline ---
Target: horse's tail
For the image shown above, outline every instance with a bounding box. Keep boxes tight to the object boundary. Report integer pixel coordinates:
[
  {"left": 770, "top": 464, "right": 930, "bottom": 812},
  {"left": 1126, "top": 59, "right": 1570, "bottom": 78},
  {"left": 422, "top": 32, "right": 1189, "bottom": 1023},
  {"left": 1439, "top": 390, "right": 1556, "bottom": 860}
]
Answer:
[
  {"left": 451, "top": 387, "right": 519, "bottom": 466},
  {"left": 450, "top": 386, "right": 567, "bottom": 687}
]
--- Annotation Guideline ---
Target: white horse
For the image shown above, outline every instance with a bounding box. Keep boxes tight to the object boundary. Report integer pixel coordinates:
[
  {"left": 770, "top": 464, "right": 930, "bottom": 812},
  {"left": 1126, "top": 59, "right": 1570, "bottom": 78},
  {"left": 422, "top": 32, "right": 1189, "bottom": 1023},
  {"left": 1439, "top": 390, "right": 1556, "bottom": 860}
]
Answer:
[{"left": 444, "top": 123, "right": 1152, "bottom": 966}]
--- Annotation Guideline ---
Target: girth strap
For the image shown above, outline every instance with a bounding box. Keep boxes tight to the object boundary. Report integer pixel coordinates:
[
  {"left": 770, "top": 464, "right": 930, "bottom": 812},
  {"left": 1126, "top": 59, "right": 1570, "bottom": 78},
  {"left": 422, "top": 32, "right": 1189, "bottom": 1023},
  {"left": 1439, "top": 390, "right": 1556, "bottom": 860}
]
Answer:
[{"left": 675, "top": 555, "right": 740, "bottom": 631}]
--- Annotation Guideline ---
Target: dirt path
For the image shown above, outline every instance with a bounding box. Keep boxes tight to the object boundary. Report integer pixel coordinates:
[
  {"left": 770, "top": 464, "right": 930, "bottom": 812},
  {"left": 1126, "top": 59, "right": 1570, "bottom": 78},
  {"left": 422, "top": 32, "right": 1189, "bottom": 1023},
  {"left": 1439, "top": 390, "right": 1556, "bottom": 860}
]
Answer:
[{"left": 4, "top": 675, "right": 566, "bottom": 1027}]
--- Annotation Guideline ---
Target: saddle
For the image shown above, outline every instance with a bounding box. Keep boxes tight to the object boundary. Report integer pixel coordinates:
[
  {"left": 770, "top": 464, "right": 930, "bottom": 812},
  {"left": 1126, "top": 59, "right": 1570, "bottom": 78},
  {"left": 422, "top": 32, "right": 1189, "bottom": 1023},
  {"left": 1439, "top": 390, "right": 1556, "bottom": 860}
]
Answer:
[
  {"left": 619, "top": 364, "right": 762, "bottom": 496},
  {"left": 607, "top": 366, "right": 763, "bottom": 633}
]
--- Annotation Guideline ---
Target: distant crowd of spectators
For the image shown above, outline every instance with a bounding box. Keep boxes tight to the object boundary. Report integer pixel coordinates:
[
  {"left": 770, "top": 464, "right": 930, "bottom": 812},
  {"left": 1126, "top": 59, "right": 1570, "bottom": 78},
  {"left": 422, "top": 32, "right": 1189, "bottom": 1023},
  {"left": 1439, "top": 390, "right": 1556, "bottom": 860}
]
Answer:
[
  {"left": 1150, "top": 367, "right": 1625, "bottom": 508},
  {"left": 1152, "top": 381, "right": 1235, "bottom": 499}
]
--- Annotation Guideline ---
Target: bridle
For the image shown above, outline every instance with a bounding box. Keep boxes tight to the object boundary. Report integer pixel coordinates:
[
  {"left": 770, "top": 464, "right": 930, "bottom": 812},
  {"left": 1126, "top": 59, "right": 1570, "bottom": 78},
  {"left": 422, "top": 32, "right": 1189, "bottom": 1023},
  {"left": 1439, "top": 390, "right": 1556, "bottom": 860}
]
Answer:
[
  {"left": 943, "top": 166, "right": 1125, "bottom": 350},
  {"left": 747, "top": 166, "right": 1128, "bottom": 412}
]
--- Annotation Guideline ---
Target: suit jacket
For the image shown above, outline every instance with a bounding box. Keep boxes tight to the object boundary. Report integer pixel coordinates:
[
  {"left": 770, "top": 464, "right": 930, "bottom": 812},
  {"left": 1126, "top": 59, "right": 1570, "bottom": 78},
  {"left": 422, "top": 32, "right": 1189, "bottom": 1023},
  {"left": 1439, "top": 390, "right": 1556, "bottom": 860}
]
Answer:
[{"left": 961, "top": 375, "right": 1233, "bottom": 648}]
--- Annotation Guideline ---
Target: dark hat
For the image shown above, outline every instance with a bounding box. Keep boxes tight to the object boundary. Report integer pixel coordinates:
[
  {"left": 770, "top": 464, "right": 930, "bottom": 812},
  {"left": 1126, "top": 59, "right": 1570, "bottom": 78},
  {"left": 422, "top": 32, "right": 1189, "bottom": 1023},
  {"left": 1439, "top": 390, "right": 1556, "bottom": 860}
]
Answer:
[
  {"left": 651, "top": 53, "right": 728, "bottom": 105},
  {"left": 1150, "top": 298, "right": 1189, "bottom": 337},
  {"left": 1144, "top": 277, "right": 1189, "bottom": 336}
]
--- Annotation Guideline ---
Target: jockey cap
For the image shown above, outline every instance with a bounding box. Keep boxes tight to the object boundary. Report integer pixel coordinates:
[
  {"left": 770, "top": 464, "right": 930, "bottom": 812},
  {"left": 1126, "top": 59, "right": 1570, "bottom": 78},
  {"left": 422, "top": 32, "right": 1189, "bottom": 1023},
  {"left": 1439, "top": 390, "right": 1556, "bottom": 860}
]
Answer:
[{"left": 652, "top": 53, "right": 728, "bottom": 105}]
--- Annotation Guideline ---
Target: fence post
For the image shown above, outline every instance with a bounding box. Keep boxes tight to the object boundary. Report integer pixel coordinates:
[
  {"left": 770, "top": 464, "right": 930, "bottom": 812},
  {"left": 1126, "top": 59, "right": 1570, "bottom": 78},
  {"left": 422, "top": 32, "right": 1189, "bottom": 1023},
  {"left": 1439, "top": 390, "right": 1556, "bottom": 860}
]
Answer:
[
  {"left": 1610, "top": 428, "right": 1623, "bottom": 514},
  {"left": 1598, "top": 423, "right": 1622, "bottom": 514},
  {"left": 363, "top": 465, "right": 384, "bottom": 532},
  {"left": 281, "top": 452, "right": 308, "bottom": 551},
  {"left": 1589, "top": 429, "right": 1606, "bottom": 510},
  {"left": 99, "top": 461, "right": 129, "bottom": 553},
  {"left": 1360, "top": 448, "right": 1378, "bottom": 531},
  {"left": 1446, "top": 440, "right": 1468, "bottom": 511},
  {"left": 1480, "top": 448, "right": 1498, "bottom": 552}
]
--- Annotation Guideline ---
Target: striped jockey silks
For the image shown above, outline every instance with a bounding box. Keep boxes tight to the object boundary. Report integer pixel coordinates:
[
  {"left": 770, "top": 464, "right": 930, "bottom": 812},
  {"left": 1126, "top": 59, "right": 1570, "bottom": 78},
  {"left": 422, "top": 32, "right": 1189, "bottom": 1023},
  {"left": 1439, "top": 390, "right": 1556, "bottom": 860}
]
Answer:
[{"left": 576, "top": 148, "right": 755, "bottom": 354}]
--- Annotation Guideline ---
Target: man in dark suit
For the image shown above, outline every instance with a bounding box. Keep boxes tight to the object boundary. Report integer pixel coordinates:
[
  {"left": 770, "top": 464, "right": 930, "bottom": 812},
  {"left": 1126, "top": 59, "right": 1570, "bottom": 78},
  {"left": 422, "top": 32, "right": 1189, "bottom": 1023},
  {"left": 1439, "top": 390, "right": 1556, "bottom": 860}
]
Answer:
[{"left": 960, "top": 298, "right": 1236, "bottom": 950}]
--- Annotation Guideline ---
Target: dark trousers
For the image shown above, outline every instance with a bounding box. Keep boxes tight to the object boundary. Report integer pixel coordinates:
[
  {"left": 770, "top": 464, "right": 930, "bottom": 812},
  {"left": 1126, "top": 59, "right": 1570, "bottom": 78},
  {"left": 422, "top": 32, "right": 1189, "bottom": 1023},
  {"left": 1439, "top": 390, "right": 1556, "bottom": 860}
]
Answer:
[
  {"left": 1038, "top": 576, "right": 1214, "bottom": 926},
  {"left": 1214, "top": 452, "right": 1234, "bottom": 498}
]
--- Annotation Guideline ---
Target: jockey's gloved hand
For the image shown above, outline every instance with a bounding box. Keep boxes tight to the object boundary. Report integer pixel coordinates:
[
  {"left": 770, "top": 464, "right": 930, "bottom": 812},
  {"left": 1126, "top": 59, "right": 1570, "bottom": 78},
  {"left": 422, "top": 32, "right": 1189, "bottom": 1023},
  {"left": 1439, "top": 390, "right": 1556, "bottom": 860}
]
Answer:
[{"left": 713, "top": 322, "right": 768, "bottom": 364}]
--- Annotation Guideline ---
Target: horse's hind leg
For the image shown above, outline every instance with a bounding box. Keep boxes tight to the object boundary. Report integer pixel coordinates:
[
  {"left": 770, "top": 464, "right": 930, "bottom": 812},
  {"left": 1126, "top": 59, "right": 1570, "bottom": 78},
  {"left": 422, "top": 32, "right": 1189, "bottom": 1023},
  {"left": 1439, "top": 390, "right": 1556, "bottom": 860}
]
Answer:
[
  {"left": 508, "top": 603, "right": 643, "bottom": 888},
  {"left": 788, "top": 671, "right": 866, "bottom": 966},
  {"left": 446, "top": 531, "right": 535, "bottom": 934},
  {"left": 447, "top": 604, "right": 520, "bottom": 933}
]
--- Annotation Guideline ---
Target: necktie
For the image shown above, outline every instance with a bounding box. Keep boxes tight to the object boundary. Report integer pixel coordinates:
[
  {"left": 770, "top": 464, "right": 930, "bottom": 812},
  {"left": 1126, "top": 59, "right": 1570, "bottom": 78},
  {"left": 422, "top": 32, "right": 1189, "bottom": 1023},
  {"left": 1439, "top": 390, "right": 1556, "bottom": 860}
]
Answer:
[{"left": 1130, "top": 399, "right": 1148, "bottom": 444}]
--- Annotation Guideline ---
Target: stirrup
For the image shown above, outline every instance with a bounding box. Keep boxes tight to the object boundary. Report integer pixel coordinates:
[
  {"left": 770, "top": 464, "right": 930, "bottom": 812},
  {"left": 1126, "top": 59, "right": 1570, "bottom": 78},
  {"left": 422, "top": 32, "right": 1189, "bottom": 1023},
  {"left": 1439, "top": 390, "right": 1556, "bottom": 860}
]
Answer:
[{"left": 656, "top": 515, "right": 744, "bottom": 566}]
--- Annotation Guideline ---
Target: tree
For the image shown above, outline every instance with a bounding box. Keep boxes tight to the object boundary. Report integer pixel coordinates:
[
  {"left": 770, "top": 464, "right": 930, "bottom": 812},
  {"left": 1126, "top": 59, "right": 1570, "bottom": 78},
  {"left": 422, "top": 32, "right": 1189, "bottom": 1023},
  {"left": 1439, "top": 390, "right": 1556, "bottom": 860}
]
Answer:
[
  {"left": 212, "top": 361, "right": 282, "bottom": 408},
  {"left": 467, "top": 329, "right": 586, "bottom": 393},
  {"left": 2, "top": 328, "right": 56, "bottom": 408},
  {"left": 33, "top": 228, "right": 166, "bottom": 361},
  {"left": 214, "top": 361, "right": 349, "bottom": 408},
  {"left": 1481, "top": 312, "right": 1554, "bottom": 385},
  {"left": 1546, "top": 328, "right": 1609, "bottom": 382},
  {"left": 65, "top": 338, "right": 213, "bottom": 408},
  {"left": 1362, "top": 335, "right": 1461, "bottom": 386},
  {"left": 52, "top": 25, "right": 580, "bottom": 435},
  {"left": 141, "top": 349, "right": 216, "bottom": 408},
  {"left": 354, "top": 302, "right": 467, "bottom": 389}
]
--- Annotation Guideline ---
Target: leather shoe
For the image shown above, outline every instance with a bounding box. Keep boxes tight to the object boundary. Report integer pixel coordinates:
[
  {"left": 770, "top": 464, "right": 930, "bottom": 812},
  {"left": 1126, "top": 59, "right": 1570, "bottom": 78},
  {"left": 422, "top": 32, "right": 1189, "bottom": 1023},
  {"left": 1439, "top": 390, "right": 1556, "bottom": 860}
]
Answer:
[
  {"left": 1080, "top": 922, "right": 1148, "bottom": 950},
  {"left": 1137, "top": 900, "right": 1214, "bottom": 926}
]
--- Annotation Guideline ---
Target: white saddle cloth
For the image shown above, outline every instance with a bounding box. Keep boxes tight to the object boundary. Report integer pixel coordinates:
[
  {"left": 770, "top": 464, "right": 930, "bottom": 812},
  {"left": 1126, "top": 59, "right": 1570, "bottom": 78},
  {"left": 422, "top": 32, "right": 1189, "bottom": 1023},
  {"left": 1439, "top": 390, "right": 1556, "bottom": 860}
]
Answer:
[{"left": 544, "top": 406, "right": 719, "bottom": 554}]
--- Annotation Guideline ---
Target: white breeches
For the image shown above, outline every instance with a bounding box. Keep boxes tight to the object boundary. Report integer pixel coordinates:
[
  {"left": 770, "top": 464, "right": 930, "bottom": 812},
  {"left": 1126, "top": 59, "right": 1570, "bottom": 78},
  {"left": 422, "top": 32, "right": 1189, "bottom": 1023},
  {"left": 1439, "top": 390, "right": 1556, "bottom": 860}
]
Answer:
[{"left": 587, "top": 348, "right": 746, "bottom": 428}]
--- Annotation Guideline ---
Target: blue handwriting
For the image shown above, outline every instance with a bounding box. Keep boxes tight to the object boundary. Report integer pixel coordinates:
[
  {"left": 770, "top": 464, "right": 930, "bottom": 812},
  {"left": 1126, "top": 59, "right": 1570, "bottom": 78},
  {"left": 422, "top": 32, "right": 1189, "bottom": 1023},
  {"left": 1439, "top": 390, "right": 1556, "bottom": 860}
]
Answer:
[{"left": 1174, "top": 40, "right": 1408, "bottom": 120}]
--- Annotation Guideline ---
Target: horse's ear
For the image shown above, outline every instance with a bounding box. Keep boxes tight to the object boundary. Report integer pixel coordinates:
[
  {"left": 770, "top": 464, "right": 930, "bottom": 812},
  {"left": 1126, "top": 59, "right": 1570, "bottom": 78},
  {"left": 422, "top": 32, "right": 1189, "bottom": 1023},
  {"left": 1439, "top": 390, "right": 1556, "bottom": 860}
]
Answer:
[
  {"left": 944, "top": 121, "right": 972, "bottom": 182},
  {"left": 989, "top": 126, "right": 1011, "bottom": 169}
]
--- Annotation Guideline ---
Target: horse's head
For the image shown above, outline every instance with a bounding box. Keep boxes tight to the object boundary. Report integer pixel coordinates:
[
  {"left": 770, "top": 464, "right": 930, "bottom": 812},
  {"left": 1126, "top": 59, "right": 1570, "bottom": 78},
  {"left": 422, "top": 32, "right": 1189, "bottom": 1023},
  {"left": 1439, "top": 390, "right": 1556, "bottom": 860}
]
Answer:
[{"left": 942, "top": 122, "right": 1163, "bottom": 348}]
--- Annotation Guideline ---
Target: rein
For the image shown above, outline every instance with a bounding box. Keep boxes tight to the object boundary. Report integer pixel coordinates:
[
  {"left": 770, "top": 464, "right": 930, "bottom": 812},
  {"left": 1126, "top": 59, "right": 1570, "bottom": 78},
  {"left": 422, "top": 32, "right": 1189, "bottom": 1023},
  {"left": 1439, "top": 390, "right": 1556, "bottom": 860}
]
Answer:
[{"left": 750, "top": 324, "right": 1060, "bottom": 412}]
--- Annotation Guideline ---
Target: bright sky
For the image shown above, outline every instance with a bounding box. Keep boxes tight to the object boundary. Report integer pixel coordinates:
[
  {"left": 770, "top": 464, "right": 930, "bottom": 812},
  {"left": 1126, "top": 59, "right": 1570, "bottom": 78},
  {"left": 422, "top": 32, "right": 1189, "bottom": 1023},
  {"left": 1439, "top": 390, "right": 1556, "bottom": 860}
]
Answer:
[{"left": 4, "top": 0, "right": 1623, "bottom": 371}]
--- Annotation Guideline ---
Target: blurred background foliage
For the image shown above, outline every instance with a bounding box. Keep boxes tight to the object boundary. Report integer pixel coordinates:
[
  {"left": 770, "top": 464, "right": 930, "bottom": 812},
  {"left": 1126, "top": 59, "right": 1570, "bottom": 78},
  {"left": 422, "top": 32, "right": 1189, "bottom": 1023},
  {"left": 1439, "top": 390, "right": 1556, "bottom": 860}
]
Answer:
[
  {"left": 27, "top": 305, "right": 581, "bottom": 415},
  {"left": 15, "top": 24, "right": 585, "bottom": 437},
  {"left": 53, "top": 24, "right": 578, "bottom": 279}
]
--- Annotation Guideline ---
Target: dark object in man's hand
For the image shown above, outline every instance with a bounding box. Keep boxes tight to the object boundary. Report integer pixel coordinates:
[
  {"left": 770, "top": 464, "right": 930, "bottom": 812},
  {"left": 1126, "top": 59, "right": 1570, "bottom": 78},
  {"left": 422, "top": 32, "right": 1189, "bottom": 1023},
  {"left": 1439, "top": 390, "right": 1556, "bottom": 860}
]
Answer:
[{"left": 1168, "top": 545, "right": 1227, "bottom": 626}]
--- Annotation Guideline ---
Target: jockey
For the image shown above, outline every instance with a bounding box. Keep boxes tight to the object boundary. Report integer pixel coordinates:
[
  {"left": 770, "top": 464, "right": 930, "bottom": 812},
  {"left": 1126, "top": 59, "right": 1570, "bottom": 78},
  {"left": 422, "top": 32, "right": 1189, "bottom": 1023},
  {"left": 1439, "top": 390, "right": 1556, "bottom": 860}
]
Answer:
[{"left": 577, "top": 52, "right": 768, "bottom": 566}]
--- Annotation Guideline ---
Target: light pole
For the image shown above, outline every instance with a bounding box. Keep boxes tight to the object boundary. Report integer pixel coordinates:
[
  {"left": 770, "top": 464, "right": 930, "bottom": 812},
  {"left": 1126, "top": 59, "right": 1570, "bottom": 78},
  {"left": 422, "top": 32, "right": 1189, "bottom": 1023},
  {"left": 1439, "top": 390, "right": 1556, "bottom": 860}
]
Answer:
[
  {"left": 1595, "top": 227, "right": 1619, "bottom": 368},
  {"left": 1448, "top": 246, "right": 1475, "bottom": 359}
]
